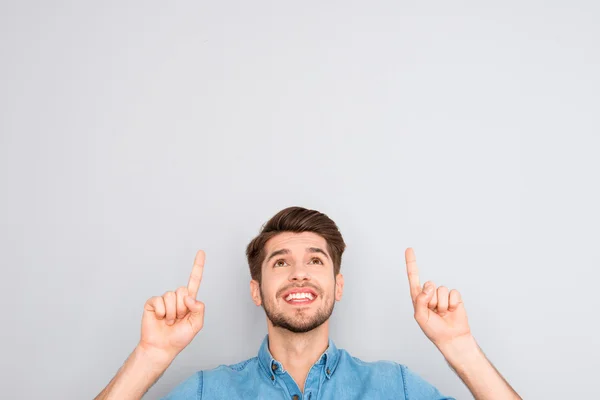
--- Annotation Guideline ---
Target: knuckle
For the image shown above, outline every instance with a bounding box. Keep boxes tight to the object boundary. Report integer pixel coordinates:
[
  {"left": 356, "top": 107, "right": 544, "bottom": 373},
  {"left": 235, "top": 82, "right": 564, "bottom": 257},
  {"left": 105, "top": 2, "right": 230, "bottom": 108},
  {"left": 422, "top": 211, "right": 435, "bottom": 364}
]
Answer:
[
  {"left": 151, "top": 296, "right": 162, "bottom": 306},
  {"left": 163, "top": 291, "right": 175, "bottom": 299}
]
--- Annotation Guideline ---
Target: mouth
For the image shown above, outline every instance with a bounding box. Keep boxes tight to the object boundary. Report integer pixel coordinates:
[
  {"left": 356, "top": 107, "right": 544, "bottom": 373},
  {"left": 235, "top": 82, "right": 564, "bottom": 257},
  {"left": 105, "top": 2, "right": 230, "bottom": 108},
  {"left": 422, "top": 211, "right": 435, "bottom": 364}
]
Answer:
[{"left": 281, "top": 288, "right": 318, "bottom": 306}]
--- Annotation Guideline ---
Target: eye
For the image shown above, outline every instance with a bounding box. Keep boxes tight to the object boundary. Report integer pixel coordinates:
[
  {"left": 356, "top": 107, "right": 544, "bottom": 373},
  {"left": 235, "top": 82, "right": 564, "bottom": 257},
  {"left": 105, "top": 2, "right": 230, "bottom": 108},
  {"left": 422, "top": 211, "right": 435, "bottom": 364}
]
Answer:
[
  {"left": 309, "top": 257, "right": 323, "bottom": 265},
  {"left": 274, "top": 259, "right": 288, "bottom": 267}
]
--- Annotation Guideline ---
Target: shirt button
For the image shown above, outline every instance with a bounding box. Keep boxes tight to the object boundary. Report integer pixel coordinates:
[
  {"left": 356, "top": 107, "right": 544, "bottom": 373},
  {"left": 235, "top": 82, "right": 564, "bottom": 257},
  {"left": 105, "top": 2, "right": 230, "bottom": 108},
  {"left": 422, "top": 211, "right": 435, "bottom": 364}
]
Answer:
[
  {"left": 326, "top": 368, "right": 331, "bottom": 374},
  {"left": 270, "top": 375, "right": 274, "bottom": 381},
  {"left": 271, "top": 364, "right": 277, "bottom": 371},
  {"left": 292, "top": 395, "right": 299, "bottom": 400}
]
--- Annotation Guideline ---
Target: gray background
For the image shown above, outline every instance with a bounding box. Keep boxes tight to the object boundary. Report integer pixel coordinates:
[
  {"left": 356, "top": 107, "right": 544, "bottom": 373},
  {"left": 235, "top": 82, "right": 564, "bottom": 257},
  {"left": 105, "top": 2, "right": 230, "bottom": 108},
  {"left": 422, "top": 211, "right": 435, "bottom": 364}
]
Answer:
[{"left": 1, "top": 1, "right": 598, "bottom": 399}]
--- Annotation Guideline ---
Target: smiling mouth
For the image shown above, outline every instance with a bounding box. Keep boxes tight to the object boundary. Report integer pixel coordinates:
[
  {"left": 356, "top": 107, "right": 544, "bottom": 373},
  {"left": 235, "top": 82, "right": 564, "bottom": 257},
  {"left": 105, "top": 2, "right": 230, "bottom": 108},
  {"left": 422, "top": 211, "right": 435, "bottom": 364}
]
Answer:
[{"left": 283, "top": 291, "right": 318, "bottom": 305}]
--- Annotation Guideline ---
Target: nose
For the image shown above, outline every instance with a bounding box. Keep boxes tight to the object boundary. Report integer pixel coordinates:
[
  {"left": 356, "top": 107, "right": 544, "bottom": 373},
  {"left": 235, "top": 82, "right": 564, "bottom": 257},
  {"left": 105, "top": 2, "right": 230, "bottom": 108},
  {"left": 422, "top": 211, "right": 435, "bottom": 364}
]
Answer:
[{"left": 288, "top": 264, "right": 311, "bottom": 282}]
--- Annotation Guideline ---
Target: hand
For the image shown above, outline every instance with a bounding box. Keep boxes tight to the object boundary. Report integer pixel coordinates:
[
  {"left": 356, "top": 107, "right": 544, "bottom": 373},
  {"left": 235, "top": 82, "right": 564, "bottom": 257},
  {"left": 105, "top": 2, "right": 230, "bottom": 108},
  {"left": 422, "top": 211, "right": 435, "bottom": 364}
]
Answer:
[
  {"left": 138, "top": 250, "right": 206, "bottom": 361},
  {"left": 405, "top": 248, "right": 472, "bottom": 349}
]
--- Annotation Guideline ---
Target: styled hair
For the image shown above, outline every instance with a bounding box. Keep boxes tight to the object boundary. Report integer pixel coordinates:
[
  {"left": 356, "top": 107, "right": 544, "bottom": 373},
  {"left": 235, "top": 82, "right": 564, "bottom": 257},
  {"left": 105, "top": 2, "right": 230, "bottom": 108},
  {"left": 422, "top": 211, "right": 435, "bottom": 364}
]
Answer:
[{"left": 245, "top": 206, "right": 346, "bottom": 283}]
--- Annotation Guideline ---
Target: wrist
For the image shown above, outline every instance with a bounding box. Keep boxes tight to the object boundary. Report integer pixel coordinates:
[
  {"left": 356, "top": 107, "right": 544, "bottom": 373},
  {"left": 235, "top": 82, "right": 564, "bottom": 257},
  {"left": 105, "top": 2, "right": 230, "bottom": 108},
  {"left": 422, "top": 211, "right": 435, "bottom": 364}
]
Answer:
[
  {"left": 134, "top": 343, "right": 177, "bottom": 369},
  {"left": 437, "top": 334, "right": 481, "bottom": 364}
]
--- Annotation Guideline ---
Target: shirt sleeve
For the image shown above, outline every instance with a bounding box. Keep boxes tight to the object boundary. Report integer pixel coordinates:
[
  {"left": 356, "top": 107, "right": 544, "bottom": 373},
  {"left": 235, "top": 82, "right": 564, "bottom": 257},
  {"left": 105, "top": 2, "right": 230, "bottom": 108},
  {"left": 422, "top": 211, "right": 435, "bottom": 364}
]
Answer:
[
  {"left": 399, "top": 364, "right": 456, "bottom": 400},
  {"left": 160, "top": 371, "right": 203, "bottom": 400}
]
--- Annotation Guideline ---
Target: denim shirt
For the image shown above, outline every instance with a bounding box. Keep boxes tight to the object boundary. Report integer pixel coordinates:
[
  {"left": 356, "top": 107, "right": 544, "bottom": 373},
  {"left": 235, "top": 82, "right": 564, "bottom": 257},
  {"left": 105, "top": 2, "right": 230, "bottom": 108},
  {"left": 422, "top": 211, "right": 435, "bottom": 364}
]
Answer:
[{"left": 163, "top": 335, "right": 455, "bottom": 400}]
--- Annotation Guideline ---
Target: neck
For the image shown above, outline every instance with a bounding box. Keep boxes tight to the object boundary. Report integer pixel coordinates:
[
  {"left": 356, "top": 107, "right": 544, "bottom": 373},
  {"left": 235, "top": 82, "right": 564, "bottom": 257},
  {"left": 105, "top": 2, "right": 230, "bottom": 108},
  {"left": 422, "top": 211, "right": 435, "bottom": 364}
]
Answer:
[{"left": 267, "top": 321, "right": 330, "bottom": 391}]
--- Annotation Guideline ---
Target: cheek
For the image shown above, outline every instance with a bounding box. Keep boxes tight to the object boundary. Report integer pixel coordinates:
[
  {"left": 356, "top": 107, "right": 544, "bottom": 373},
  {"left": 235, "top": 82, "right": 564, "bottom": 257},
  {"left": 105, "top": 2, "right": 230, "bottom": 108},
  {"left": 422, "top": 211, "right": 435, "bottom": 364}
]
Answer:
[
  {"left": 317, "top": 279, "right": 337, "bottom": 298},
  {"left": 260, "top": 279, "right": 282, "bottom": 299}
]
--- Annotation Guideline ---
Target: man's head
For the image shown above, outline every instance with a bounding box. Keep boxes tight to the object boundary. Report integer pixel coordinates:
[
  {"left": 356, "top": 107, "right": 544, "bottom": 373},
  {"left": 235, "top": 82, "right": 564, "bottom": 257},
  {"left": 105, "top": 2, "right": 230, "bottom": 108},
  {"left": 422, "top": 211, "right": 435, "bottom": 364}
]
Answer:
[{"left": 246, "top": 206, "right": 346, "bottom": 333}]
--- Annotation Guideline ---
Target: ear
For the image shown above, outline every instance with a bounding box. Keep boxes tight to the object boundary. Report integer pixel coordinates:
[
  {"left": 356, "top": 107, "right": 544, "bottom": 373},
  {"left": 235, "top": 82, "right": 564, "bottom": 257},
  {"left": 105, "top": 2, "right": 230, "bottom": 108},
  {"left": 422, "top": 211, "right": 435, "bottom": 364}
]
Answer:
[
  {"left": 335, "top": 273, "right": 344, "bottom": 301},
  {"left": 250, "top": 279, "right": 262, "bottom": 306}
]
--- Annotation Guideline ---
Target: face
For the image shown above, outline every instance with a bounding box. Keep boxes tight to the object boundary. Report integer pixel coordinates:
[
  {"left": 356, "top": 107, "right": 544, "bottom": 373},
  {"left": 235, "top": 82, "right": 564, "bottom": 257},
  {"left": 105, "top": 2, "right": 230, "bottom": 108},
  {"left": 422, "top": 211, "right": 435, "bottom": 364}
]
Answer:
[{"left": 250, "top": 231, "right": 344, "bottom": 333}]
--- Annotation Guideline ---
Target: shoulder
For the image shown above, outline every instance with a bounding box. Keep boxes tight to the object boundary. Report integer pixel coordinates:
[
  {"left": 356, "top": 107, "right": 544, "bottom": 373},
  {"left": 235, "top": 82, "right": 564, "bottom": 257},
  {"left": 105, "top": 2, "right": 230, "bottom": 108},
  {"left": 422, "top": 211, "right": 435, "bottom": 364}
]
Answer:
[
  {"left": 328, "top": 348, "right": 404, "bottom": 392},
  {"left": 161, "top": 357, "right": 261, "bottom": 400},
  {"left": 337, "top": 350, "right": 455, "bottom": 400},
  {"left": 397, "top": 364, "right": 455, "bottom": 399},
  {"left": 204, "top": 356, "right": 260, "bottom": 378},
  {"left": 337, "top": 348, "right": 402, "bottom": 377}
]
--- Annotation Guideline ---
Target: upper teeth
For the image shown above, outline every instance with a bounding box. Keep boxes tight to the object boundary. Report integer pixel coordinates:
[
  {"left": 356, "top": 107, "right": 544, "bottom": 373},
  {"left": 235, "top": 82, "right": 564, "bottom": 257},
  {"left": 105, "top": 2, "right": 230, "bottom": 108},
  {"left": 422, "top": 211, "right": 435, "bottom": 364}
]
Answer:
[{"left": 285, "top": 292, "right": 314, "bottom": 301}]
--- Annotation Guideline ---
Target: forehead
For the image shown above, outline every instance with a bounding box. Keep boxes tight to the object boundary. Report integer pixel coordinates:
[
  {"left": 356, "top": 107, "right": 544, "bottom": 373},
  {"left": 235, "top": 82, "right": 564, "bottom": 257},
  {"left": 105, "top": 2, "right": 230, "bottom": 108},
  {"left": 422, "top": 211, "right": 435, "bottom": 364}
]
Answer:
[{"left": 264, "top": 231, "right": 328, "bottom": 255}]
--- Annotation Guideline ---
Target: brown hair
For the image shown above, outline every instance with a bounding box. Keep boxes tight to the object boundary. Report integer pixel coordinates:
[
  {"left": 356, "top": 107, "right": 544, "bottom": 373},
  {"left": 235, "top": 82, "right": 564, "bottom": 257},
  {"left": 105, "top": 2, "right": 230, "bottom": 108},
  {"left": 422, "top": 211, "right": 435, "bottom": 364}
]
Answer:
[{"left": 245, "top": 206, "right": 346, "bottom": 283}]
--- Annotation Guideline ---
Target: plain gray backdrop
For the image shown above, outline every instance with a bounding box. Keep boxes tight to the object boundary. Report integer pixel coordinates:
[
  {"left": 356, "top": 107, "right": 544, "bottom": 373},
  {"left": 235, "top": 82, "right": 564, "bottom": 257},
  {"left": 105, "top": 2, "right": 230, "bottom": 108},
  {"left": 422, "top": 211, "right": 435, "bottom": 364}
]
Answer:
[{"left": 1, "top": 1, "right": 598, "bottom": 399}]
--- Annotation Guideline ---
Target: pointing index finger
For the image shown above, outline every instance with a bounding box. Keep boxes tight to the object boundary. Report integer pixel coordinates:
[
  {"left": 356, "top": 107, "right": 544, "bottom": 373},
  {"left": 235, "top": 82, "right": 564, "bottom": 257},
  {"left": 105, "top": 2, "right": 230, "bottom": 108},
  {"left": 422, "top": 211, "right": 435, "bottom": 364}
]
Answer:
[
  {"left": 405, "top": 247, "right": 421, "bottom": 301},
  {"left": 187, "top": 250, "right": 205, "bottom": 299}
]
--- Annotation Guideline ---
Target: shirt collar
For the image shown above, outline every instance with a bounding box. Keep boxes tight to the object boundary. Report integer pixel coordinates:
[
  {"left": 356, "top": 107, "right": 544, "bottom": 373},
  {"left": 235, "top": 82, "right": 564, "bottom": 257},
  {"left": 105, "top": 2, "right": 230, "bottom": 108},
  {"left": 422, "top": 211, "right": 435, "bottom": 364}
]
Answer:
[{"left": 257, "top": 334, "right": 341, "bottom": 383}]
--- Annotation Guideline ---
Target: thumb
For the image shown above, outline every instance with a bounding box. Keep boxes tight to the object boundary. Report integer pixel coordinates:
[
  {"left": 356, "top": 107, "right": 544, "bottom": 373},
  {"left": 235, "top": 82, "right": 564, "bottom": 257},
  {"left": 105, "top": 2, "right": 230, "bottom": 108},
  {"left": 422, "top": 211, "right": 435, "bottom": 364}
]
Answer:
[
  {"left": 184, "top": 295, "right": 205, "bottom": 332},
  {"left": 413, "top": 283, "right": 435, "bottom": 324}
]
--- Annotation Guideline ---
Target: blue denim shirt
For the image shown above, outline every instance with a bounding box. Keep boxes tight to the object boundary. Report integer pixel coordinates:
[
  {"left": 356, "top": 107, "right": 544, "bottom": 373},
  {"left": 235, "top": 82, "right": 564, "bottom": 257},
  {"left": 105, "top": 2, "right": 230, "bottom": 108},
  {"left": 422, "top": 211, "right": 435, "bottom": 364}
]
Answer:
[{"left": 163, "top": 335, "right": 455, "bottom": 399}]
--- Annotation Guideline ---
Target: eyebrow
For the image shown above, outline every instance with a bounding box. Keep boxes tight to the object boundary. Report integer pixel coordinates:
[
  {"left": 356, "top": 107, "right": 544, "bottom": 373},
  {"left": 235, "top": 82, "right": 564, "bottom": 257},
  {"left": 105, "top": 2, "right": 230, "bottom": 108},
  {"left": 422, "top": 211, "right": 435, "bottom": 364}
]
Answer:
[{"left": 265, "top": 247, "right": 330, "bottom": 264}]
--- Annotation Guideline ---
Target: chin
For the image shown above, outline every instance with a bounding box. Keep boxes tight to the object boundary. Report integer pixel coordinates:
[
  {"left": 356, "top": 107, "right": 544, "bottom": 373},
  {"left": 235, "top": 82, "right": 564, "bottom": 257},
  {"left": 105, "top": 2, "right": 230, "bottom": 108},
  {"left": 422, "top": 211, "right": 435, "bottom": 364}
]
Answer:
[
  {"left": 265, "top": 306, "right": 333, "bottom": 333},
  {"left": 278, "top": 319, "right": 326, "bottom": 334}
]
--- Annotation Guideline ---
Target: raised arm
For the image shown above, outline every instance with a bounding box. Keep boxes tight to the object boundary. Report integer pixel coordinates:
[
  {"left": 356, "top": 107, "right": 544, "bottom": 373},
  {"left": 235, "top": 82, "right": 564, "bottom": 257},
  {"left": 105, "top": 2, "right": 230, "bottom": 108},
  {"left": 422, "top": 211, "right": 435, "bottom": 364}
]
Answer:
[
  {"left": 405, "top": 248, "right": 521, "bottom": 400},
  {"left": 94, "top": 250, "right": 207, "bottom": 400}
]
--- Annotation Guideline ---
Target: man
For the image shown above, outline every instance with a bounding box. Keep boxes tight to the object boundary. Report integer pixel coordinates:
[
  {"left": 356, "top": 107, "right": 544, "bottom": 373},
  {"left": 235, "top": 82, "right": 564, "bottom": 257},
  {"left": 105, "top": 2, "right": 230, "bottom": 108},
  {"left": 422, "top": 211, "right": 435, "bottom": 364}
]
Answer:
[{"left": 95, "top": 206, "right": 521, "bottom": 399}]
